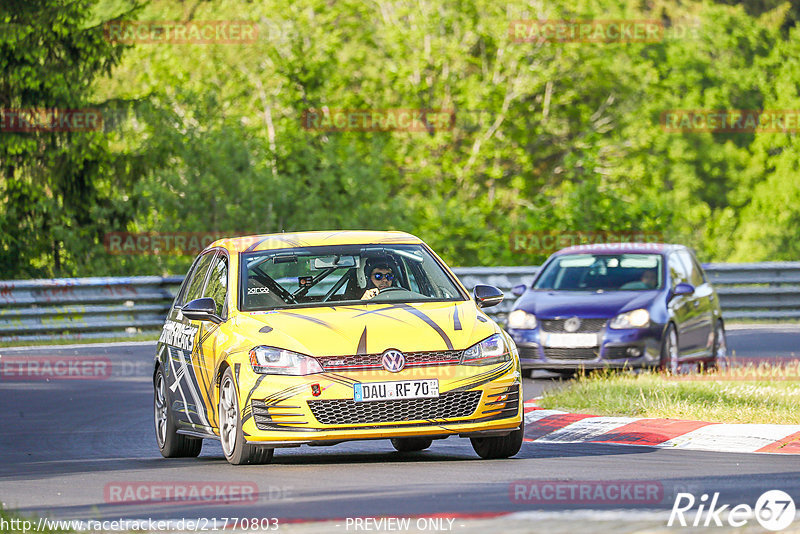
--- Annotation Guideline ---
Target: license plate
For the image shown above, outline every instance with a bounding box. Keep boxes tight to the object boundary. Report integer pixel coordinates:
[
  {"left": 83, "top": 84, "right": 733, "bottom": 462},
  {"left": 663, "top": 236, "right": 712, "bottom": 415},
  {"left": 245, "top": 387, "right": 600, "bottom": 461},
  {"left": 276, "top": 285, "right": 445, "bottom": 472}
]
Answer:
[
  {"left": 354, "top": 379, "right": 439, "bottom": 402},
  {"left": 544, "top": 333, "right": 598, "bottom": 348}
]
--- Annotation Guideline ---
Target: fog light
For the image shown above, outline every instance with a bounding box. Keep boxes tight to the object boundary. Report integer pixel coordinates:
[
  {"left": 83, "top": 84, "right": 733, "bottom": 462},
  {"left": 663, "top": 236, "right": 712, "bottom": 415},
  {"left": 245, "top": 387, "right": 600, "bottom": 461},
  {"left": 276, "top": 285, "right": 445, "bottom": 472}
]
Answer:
[{"left": 626, "top": 347, "right": 643, "bottom": 357}]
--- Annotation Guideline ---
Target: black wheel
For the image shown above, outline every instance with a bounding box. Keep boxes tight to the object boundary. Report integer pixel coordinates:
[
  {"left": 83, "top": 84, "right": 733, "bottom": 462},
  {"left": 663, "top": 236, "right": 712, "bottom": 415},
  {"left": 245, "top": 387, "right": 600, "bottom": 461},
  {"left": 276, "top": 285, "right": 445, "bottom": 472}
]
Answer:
[
  {"left": 391, "top": 437, "right": 433, "bottom": 452},
  {"left": 470, "top": 417, "right": 524, "bottom": 459},
  {"left": 219, "top": 368, "right": 274, "bottom": 465},
  {"left": 154, "top": 367, "right": 202, "bottom": 458},
  {"left": 552, "top": 369, "right": 576, "bottom": 379},
  {"left": 659, "top": 324, "right": 679, "bottom": 374},
  {"left": 709, "top": 320, "right": 728, "bottom": 371}
]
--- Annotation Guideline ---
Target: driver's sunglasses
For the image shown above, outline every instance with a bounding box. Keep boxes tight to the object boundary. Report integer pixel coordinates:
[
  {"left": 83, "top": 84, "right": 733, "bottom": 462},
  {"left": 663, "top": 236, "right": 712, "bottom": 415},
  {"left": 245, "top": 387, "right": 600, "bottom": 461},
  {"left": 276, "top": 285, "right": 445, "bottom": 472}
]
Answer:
[{"left": 372, "top": 272, "right": 394, "bottom": 281}]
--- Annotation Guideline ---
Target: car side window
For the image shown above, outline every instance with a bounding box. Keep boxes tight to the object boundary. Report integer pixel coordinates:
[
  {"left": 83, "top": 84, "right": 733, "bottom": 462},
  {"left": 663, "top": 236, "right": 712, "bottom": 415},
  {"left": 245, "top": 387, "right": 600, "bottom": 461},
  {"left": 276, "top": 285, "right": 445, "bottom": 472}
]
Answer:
[
  {"left": 679, "top": 250, "right": 705, "bottom": 287},
  {"left": 203, "top": 253, "right": 228, "bottom": 317},
  {"left": 668, "top": 253, "right": 689, "bottom": 288},
  {"left": 183, "top": 252, "right": 216, "bottom": 304}
]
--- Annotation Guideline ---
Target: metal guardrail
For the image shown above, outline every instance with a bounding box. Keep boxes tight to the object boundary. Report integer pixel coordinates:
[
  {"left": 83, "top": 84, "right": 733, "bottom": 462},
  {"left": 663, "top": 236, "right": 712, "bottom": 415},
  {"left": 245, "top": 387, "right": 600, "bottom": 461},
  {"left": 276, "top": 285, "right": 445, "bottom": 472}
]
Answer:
[{"left": 1, "top": 263, "right": 798, "bottom": 342}]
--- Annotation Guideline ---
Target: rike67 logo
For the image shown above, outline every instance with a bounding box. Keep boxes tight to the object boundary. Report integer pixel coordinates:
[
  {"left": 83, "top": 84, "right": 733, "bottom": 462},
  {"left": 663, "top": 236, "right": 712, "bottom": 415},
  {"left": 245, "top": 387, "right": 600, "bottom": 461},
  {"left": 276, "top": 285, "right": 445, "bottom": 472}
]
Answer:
[{"left": 669, "top": 490, "right": 796, "bottom": 531}]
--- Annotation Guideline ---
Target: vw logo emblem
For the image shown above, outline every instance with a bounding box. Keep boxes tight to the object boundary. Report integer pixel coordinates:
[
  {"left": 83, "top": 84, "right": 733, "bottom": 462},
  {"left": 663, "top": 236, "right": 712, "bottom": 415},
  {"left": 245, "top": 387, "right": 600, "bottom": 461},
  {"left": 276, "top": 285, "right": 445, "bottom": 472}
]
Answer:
[
  {"left": 564, "top": 317, "right": 581, "bottom": 333},
  {"left": 381, "top": 349, "right": 405, "bottom": 373}
]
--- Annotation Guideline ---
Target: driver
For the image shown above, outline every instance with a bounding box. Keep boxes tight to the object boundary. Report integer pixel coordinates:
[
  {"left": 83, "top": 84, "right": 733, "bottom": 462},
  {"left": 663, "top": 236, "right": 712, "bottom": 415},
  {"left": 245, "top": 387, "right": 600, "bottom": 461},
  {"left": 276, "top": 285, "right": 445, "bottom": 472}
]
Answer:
[{"left": 361, "top": 262, "right": 395, "bottom": 300}]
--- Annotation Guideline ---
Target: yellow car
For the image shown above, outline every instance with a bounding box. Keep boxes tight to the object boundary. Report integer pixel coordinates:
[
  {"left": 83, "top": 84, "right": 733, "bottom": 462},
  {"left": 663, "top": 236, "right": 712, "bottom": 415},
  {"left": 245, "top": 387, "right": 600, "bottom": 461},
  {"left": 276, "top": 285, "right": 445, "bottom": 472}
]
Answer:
[{"left": 153, "top": 231, "right": 523, "bottom": 464}]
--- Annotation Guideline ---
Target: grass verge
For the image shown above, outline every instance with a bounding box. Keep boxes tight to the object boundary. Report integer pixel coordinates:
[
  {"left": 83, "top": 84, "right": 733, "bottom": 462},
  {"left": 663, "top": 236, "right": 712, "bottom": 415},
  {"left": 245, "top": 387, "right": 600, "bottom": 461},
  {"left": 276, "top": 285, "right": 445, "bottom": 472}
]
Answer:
[
  {"left": 538, "top": 366, "right": 800, "bottom": 424},
  {"left": 0, "top": 332, "right": 159, "bottom": 348}
]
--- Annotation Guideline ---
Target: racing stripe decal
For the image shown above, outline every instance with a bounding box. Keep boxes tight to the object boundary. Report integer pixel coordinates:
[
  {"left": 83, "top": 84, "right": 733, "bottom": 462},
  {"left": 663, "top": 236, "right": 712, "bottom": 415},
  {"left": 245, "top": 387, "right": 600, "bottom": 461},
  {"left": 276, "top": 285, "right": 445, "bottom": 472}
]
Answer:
[
  {"left": 453, "top": 304, "right": 462, "bottom": 331},
  {"left": 351, "top": 309, "right": 411, "bottom": 324},
  {"left": 325, "top": 373, "right": 360, "bottom": 387},
  {"left": 243, "top": 374, "right": 269, "bottom": 410},
  {"left": 356, "top": 327, "right": 368, "bottom": 355},
  {"left": 397, "top": 304, "right": 454, "bottom": 350},
  {"left": 447, "top": 361, "right": 514, "bottom": 392},
  {"left": 355, "top": 304, "right": 453, "bottom": 350},
  {"left": 278, "top": 311, "right": 338, "bottom": 331}
]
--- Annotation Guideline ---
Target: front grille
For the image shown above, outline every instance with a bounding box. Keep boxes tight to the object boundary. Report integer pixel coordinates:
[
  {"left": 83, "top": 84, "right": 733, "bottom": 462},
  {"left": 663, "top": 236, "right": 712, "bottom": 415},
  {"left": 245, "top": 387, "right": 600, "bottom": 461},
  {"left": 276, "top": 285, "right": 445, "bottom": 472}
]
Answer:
[
  {"left": 541, "top": 318, "right": 608, "bottom": 333},
  {"left": 543, "top": 347, "right": 598, "bottom": 360},
  {"left": 517, "top": 345, "right": 540, "bottom": 360},
  {"left": 307, "top": 390, "right": 482, "bottom": 425},
  {"left": 317, "top": 350, "right": 463, "bottom": 372}
]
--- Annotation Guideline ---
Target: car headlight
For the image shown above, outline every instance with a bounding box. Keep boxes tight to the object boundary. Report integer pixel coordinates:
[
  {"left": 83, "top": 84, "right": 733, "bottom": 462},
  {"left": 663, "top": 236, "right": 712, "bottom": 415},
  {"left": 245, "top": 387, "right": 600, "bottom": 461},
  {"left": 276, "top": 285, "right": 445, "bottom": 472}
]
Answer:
[
  {"left": 249, "top": 346, "right": 323, "bottom": 375},
  {"left": 609, "top": 309, "right": 650, "bottom": 329},
  {"left": 507, "top": 310, "right": 537, "bottom": 329},
  {"left": 461, "top": 334, "right": 511, "bottom": 366}
]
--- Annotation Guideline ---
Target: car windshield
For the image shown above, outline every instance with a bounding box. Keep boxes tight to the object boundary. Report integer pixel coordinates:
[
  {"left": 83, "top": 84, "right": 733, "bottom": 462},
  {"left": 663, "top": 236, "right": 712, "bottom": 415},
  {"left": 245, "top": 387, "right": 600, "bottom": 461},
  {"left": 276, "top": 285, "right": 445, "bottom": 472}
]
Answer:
[
  {"left": 533, "top": 253, "right": 663, "bottom": 291},
  {"left": 240, "top": 244, "right": 465, "bottom": 310}
]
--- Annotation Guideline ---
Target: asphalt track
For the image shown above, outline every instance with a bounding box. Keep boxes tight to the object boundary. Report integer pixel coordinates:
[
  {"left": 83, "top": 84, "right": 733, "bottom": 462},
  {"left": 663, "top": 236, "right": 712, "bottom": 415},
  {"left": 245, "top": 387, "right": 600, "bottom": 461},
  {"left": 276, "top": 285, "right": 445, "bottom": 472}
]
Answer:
[{"left": 1, "top": 327, "right": 799, "bottom": 532}]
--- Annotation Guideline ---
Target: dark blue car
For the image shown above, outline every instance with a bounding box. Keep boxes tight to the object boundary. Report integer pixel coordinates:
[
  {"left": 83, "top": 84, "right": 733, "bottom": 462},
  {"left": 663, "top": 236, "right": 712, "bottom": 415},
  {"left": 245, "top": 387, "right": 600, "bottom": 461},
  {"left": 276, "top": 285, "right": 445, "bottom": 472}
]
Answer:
[{"left": 506, "top": 243, "right": 726, "bottom": 374}]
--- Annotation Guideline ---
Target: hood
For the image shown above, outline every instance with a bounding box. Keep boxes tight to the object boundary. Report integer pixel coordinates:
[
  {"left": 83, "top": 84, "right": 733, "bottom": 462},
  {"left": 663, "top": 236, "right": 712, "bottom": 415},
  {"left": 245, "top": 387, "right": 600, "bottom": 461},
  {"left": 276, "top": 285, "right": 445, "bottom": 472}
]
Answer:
[
  {"left": 231, "top": 301, "right": 497, "bottom": 356},
  {"left": 514, "top": 290, "right": 658, "bottom": 319}
]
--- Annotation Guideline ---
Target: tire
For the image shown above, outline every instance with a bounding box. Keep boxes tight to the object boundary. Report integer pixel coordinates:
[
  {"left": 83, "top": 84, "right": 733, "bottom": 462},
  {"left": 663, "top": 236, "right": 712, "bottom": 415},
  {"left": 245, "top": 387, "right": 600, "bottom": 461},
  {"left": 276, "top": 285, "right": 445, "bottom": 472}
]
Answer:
[
  {"left": 659, "top": 324, "right": 679, "bottom": 374},
  {"left": 470, "top": 417, "right": 524, "bottom": 460},
  {"left": 154, "top": 367, "right": 202, "bottom": 458},
  {"left": 709, "top": 320, "right": 729, "bottom": 371},
  {"left": 218, "top": 368, "right": 274, "bottom": 465},
  {"left": 391, "top": 437, "right": 433, "bottom": 452},
  {"left": 552, "top": 369, "right": 576, "bottom": 379}
]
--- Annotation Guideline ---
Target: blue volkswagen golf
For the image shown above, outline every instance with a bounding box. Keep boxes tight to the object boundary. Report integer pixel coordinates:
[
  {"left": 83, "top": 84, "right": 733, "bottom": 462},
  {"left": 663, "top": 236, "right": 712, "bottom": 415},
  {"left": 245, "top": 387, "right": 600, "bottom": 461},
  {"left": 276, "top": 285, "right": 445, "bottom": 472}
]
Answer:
[{"left": 506, "top": 243, "right": 726, "bottom": 374}]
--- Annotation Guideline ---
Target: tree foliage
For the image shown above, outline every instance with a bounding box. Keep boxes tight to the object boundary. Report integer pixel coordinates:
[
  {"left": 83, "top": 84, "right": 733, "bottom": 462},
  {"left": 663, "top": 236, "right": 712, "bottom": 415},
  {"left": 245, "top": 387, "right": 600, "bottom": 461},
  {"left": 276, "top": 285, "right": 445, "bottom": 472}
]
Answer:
[{"left": 2, "top": 0, "right": 798, "bottom": 277}]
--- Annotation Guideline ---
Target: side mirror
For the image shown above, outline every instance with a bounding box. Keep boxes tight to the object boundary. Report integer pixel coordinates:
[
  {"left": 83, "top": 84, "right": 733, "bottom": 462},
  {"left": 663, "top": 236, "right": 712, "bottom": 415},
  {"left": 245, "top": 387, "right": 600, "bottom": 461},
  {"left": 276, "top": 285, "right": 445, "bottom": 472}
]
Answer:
[
  {"left": 181, "top": 297, "right": 223, "bottom": 324},
  {"left": 672, "top": 282, "right": 695, "bottom": 297},
  {"left": 473, "top": 285, "right": 504, "bottom": 309},
  {"left": 511, "top": 284, "right": 527, "bottom": 298}
]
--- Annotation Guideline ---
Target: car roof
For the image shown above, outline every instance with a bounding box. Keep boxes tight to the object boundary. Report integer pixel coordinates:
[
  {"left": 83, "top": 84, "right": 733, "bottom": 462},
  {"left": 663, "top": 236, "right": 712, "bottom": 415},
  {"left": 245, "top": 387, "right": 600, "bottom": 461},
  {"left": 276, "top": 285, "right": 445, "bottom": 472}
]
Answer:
[
  {"left": 208, "top": 230, "right": 422, "bottom": 254},
  {"left": 553, "top": 242, "right": 684, "bottom": 255}
]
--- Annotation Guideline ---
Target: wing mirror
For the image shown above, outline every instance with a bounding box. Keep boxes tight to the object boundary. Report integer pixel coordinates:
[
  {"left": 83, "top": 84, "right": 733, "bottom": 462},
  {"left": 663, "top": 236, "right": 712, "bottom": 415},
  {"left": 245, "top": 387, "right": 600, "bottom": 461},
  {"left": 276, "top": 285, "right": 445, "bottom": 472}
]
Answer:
[
  {"left": 473, "top": 285, "right": 504, "bottom": 309},
  {"left": 181, "top": 297, "right": 223, "bottom": 324},
  {"left": 511, "top": 284, "right": 527, "bottom": 298},
  {"left": 672, "top": 282, "right": 695, "bottom": 297}
]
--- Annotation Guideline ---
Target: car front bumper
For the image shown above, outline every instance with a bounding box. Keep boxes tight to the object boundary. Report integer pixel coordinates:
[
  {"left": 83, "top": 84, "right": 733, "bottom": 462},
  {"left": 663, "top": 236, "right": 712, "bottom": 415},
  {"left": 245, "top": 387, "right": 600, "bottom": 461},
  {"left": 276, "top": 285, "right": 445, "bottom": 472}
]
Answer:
[
  {"left": 509, "top": 325, "right": 663, "bottom": 370},
  {"left": 233, "top": 361, "right": 523, "bottom": 446}
]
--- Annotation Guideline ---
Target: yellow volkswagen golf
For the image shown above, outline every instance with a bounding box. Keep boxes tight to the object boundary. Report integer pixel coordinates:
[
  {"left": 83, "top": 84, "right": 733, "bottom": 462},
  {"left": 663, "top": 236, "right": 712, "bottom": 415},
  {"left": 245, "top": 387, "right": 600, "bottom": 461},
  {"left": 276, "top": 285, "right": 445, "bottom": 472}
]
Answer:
[{"left": 153, "top": 231, "right": 523, "bottom": 464}]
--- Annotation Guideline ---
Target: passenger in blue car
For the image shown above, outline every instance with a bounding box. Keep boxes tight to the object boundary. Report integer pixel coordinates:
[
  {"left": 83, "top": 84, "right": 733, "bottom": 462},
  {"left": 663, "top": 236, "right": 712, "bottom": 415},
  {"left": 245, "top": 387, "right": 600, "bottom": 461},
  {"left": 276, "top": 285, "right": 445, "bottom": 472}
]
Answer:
[{"left": 621, "top": 268, "right": 658, "bottom": 290}]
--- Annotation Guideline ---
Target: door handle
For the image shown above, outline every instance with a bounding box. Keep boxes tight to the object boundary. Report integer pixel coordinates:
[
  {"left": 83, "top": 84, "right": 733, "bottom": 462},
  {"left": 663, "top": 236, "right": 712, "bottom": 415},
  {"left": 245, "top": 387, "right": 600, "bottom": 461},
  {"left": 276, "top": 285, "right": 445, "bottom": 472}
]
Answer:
[{"left": 693, "top": 300, "right": 700, "bottom": 308}]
